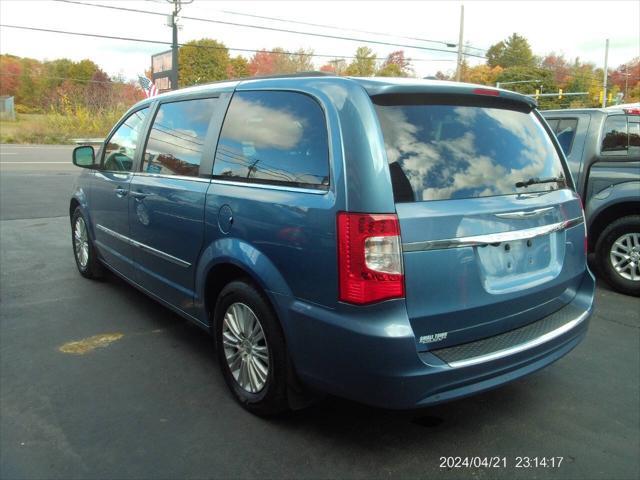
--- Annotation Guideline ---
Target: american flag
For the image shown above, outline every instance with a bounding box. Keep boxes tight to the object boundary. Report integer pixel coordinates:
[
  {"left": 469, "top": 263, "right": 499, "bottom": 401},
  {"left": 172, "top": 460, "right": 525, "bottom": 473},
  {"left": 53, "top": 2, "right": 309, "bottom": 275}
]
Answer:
[{"left": 138, "top": 75, "right": 158, "bottom": 98}]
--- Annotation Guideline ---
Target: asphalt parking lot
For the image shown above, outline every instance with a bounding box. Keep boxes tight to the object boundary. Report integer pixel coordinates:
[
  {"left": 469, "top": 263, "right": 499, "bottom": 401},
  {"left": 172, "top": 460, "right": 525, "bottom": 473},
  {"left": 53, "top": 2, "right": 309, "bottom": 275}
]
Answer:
[{"left": 1, "top": 144, "right": 639, "bottom": 479}]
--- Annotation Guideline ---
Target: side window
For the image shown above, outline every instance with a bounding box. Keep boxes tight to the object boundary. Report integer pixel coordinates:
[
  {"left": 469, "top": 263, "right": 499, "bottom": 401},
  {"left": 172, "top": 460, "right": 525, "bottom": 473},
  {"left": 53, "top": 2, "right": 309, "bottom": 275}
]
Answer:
[
  {"left": 142, "top": 97, "right": 217, "bottom": 177},
  {"left": 545, "top": 118, "right": 560, "bottom": 132},
  {"left": 601, "top": 115, "right": 628, "bottom": 153},
  {"left": 102, "top": 108, "right": 148, "bottom": 172},
  {"left": 213, "top": 91, "right": 330, "bottom": 190},
  {"left": 555, "top": 118, "right": 578, "bottom": 155}
]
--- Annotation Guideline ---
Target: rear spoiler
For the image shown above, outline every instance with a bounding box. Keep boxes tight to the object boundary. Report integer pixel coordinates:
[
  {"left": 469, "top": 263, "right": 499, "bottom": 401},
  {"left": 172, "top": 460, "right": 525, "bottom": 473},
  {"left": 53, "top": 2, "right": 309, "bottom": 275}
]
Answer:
[{"left": 371, "top": 90, "right": 536, "bottom": 113}]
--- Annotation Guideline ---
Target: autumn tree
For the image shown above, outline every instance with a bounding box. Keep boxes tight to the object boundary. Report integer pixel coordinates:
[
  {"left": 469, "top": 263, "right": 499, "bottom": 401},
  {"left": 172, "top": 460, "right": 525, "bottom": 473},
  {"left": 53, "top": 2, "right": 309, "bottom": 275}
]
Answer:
[
  {"left": 248, "top": 50, "right": 276, "bottom": 76},
  {"left": 487, "top": 33, "right": 535, "bottom": 69},
  {"left": 247, "top": 48, "right": 315, "bottom": 76},
  {"left": 0, "top": 55, "right": 22, "bottom": 97},
  {"left": 462, "top": 64, "right": 503, "bottom": 85},
  {"left": 610, "top": 57, "right": 640, "bottom": 102},
  {"left": 345, "top": 47, "right": 376, "bottom": 76},
  {"left": 377, "top": 50, "right": 412, "bottom": 77},
  {"left": 540, "top": 53, "right": 571, "bottom": 87},
  {"left": 179, "top": 39, "right": 230, "bottom": 86},
  {"left": 319, "top": 59, "right": 347, "bottom": 75}
]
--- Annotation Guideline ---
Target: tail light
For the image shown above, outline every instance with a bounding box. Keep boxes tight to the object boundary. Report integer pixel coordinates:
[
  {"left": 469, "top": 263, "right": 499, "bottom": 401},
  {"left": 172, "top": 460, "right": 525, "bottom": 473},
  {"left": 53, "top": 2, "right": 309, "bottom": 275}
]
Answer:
[
  {"left": 623, "top": 107, "right": 640, "bottom": 115},
  {"left": 473, "top": 88, "right": 500, "bottom": 97},
  {"left": 337, "top": 212, "right": 405, "bottom": 304}
]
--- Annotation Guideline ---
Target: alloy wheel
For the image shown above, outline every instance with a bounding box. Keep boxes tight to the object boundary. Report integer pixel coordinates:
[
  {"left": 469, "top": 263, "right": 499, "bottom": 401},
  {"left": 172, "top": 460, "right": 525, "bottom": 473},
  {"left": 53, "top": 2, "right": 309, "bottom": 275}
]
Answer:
[
  {"left": 74, "top": 216, "right": 89, "bottom": 268},
  {"left": 609, "top": 232, "right": 640, "bottom": 281},
  {"left": 221, "top": 302, "right": 270, "bottom": 393}
]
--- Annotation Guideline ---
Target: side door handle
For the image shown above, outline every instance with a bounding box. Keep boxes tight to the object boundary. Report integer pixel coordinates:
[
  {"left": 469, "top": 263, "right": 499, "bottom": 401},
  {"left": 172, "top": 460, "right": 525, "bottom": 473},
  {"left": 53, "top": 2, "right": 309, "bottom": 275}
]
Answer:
[
  {"left": 130, "top": 191, "right": 150, "bottom": 200},
  {"left": 115, "top": 186, "right": 128, "bottom": 198}
]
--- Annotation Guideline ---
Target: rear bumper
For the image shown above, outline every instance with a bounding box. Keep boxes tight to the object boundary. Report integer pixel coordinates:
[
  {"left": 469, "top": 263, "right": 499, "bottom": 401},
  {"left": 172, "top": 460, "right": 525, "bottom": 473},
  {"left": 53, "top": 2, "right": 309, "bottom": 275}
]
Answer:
[{"left": 278, "top": 269, "right": 595, "bottom": 409}]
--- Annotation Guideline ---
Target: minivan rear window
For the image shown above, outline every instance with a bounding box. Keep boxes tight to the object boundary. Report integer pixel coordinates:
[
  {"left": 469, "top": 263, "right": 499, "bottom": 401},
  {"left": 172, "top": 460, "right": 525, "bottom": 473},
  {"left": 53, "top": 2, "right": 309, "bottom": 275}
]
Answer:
[{"left": 373, "top": 99, "right": 567, "bottom": 202}]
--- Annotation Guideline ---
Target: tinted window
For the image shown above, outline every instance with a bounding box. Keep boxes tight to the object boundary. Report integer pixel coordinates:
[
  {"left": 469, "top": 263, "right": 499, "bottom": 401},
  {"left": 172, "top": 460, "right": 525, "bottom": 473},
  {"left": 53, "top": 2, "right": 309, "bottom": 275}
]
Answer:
[
  {"left": 554, "top": 118, "right": 578, "bottom": 155},
  {"left": 143, "top": 98, "right": 217, "bottom": 177},
  {"left": 102, "top": 108, "right": 148, "bottom": 172},
  {"left": 545, "top": 118, "right": 560, "bottom": 132},
  {"left": 213, "top": 91, "right": 329, "bottom": 190},
  {"left": 601, "top": 115, "right": 628, "bottom": 152},
  {"left": 374, "top": 101, "right": 567, "bottom": 202}
]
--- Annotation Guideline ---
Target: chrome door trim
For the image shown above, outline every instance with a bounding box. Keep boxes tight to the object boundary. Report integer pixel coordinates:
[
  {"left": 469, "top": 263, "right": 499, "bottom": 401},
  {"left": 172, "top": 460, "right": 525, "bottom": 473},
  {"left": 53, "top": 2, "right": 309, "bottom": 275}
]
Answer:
[
  {"left": 210, "top": 178, "right": 329, "bottom": 195},
  {"left": 447, "top": 309, "right": 590, "bottom": 368},
  {"left": 402, "top": 217, "right": 584, "bottom": 253},
  {"left": 494, "top": 207, "right": 554, "bottom": 219},
  {"left": 133, "top": 172, "right": 211, "bottom": 183},
  {"left": 96, "top": 224, "right": 191, "bottom": 268}
]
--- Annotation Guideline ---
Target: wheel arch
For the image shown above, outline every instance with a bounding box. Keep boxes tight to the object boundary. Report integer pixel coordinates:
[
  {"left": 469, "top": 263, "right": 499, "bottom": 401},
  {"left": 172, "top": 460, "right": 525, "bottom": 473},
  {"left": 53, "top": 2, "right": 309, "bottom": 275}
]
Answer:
[
  {"left": 587, "top": 200, "right": 640, "bottom": 252},
  {"left": 196, "top": 238, "right": 293, "bottom": 333}
]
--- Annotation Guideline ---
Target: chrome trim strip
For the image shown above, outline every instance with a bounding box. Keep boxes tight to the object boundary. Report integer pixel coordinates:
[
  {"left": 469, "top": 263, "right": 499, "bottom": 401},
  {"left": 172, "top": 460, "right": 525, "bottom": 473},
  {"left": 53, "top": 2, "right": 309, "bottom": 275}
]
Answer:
[
  {"left": 210, "top": 178, "right": 328, "bottom": 195},
  {"left": 133, "top": 172, "right": 211, "bottom": 183},
  {"left": 403, "top": 217, "right": 583, "bottom": 252},
  {"left": 494, "top": 207, "right": 554, "bottom": 219},
  {"left": 96, "top": 224, "right": 191, "bottom": 268},
  {"left": 447, "top": 310, "right": 589, "bottom": 368}
]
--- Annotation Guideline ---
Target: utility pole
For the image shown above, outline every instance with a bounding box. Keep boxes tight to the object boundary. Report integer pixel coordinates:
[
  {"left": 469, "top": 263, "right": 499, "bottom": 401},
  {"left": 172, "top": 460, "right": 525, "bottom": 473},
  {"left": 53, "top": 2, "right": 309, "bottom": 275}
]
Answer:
[
  {"left": 171, "top": 0, "right": 180, "bottom": 91},
  {"left": 602, "top": 38, "right": 609, "bottom": 108},
  {"left": 625, "top": 64, "right": 629, "bottom": 100},
  {"left": 455, "top": 4, "right": 464, "bottom": 82}
]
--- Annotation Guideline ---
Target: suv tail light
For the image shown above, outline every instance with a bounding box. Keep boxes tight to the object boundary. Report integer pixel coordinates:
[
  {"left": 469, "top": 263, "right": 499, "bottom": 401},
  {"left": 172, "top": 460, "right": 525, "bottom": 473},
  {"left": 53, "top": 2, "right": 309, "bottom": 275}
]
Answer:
[{"left": 337, "top": 212, "right": 405, "bottom": 304}]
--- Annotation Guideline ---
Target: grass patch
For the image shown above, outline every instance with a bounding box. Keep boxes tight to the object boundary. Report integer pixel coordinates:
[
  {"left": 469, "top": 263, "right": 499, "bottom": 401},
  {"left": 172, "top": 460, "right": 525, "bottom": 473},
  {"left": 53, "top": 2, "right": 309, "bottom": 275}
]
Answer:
[{"left": 0, "top": 108, "right": 124, "bottom": 144}]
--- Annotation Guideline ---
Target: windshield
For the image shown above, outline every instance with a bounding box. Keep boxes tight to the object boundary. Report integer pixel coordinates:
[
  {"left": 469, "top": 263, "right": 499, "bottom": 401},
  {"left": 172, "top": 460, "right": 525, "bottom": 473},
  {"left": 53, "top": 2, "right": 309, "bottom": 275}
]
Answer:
[{"left": 374, "top": 100, "right": 568, "bottom": 202}]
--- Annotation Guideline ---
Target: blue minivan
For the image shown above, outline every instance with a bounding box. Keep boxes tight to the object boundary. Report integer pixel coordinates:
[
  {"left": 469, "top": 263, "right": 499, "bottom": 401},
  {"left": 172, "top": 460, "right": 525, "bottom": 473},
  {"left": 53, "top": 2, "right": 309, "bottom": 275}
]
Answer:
[{"left": 70, "top": 75, "right": 595, "bottom": 415}]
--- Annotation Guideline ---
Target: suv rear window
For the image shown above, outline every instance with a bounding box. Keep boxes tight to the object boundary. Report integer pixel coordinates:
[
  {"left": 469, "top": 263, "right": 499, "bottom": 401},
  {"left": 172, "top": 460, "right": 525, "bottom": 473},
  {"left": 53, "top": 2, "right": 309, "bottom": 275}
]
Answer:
[{"left": 374, "top": 99, "right": 567, "bottom": 202}]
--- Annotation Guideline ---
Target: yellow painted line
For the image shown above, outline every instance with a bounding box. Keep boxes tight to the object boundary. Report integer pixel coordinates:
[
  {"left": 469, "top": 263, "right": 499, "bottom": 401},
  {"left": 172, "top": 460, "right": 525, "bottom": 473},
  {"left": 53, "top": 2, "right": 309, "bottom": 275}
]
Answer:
[{"left": 58, "top": 333, "right": 124, "bottom": 355}]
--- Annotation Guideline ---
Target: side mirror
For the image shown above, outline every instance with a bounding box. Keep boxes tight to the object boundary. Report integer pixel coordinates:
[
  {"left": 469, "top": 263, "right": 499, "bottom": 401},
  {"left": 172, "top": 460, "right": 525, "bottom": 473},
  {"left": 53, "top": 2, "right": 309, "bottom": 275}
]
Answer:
[{"left": 72, "top": 145, "right": 96, "bottom": 168}]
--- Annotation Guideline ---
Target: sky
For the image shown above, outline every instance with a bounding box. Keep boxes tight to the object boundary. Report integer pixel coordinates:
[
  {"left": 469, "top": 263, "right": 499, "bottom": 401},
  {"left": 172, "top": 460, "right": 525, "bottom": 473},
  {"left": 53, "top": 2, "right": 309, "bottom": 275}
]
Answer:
[{"left": 0, "top": 0, "right": 639, "bottom": 82}]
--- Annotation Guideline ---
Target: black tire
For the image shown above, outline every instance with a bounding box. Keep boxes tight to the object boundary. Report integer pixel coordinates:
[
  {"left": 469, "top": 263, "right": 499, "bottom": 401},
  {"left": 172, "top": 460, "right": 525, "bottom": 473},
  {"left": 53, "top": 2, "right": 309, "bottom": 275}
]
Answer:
[
  {"left": 71, "top": 207, "right": 104, "bottom": 279},
  {"left": 214, "top": 280, "right": 289, "bottom": 416},
  {"left": 595, "top": 215, "right": 640, "bottom": 296}
]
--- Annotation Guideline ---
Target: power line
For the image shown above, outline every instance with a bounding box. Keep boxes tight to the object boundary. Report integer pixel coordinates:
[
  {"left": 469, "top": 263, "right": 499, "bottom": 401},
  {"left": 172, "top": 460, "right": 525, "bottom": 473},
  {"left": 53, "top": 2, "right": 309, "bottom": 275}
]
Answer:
[
  {"left": 0, "top": 24, "right": 456, "bottom": 63},
  {"left": 53, "top": 0, "right": 487, "bottom": 59},
  {"left": 217, "top": 8, "right": 487, "bottom": 53}
]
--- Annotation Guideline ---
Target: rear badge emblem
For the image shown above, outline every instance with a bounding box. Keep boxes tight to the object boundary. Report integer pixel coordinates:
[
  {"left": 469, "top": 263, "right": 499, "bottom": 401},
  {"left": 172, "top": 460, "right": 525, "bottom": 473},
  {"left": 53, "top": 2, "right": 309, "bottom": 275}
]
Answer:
[{"left": 419, "top": 332, "right": 448, "bottom": 344}]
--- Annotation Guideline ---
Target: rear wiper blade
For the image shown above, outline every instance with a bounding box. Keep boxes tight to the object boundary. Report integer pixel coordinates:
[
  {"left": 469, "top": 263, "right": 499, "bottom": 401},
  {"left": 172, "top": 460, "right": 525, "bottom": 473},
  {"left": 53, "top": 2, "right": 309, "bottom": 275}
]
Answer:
[{"left": 515, "top": 176, "right": 565, "bottom": 188}]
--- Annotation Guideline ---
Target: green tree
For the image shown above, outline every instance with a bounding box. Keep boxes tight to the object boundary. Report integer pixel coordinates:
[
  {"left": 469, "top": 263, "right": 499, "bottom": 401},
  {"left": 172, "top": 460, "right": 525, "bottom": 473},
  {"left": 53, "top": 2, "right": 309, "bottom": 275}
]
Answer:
[
  {"left": 487, "top": 33, "right": 535, "bottom": 69},
  {"left": 179, "top": 39, "right": 230, "bottom": 86},
  {"left": 68, "top": 59, "right": 101, "bottom": 84},
  {"left": 345, "top": 47, "right": 376, "bottom": 76},
  {"left": 227, "top": 56, "right": 249, "bottom": 78}
]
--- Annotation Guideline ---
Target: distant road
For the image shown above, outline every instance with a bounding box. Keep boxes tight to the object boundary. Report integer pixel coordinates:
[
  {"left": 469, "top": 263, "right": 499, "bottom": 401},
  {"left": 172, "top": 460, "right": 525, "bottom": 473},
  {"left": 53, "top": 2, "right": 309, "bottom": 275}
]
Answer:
[
  {"left": 0, "top": 144, "right": 76, "bottom": 171},
  {"left": 0, "top": 144, "right": 78, "bottom": 220}
]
